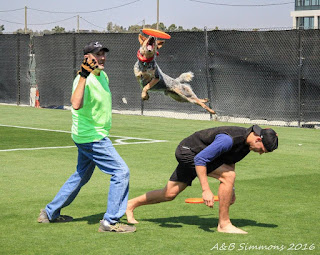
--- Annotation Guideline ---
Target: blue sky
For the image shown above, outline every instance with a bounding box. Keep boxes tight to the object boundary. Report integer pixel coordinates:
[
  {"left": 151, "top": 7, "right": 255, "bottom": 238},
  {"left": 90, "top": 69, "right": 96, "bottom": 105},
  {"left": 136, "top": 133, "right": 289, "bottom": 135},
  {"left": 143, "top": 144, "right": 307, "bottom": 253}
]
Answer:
[{"left": 0, "top": 0, "right": 295, "bottom": 32}]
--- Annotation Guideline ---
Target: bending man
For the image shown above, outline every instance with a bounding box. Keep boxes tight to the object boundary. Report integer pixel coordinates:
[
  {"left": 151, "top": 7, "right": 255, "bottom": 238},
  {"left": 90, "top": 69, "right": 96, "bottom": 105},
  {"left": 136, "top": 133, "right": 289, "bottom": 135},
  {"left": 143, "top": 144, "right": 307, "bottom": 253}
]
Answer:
[{"left": 126, "top": 125, "right": 278, "bottom": 234}]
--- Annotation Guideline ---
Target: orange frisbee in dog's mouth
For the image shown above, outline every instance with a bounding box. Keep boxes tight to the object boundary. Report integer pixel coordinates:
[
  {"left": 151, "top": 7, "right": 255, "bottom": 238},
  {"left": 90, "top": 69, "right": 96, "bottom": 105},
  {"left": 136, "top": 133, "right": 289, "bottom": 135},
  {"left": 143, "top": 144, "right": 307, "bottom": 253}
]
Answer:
[
  {"left": 185, "top": 196, "right": 219, "bottom": 203},
  {"left": 142, "top": 28, "right": 171, "bottom": 39}
]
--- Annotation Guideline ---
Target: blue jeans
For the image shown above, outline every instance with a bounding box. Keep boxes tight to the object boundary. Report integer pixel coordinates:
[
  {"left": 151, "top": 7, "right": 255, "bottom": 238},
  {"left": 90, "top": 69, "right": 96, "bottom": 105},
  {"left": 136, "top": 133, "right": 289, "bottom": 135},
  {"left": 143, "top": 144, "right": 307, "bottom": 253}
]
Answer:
[{"left": 45, "top": 137, "right": 130, "bottom": 224}]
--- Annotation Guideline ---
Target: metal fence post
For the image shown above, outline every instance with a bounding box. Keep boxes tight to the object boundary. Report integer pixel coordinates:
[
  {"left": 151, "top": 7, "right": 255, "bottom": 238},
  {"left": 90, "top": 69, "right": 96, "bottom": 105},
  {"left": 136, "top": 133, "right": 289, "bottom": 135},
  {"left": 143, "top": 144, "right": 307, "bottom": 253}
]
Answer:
[
  {"left": 72, "top": 34, "right": 77, "bottom": 77},
  {"left": 141, "top": 98, "right": 144, "bottom": 115},
  {"left": 17, "top": 33, "right": 21, "bottom": 105},
  {"left": 297, "top": 28, "right": 303, "bottom": 127},
  {"left": 204, "top": 27, "right": 213, "bottom": 120}
]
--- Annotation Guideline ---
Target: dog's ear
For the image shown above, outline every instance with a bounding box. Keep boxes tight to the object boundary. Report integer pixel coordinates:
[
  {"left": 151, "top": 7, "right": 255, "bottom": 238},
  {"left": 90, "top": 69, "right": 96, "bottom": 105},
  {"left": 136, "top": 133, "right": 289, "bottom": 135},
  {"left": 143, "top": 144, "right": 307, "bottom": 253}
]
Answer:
[
  {"left": 138, "top": 34, "right": 147, "bottom": 45},
  {"left": 157, "top": 40, "right": 165, "bottom": 49}
]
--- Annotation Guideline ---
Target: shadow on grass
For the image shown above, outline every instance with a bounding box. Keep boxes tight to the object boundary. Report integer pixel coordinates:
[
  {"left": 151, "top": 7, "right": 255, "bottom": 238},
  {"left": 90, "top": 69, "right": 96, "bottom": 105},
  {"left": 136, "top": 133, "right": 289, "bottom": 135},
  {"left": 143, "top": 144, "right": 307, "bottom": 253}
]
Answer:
[
  {"left": 72, "top": 213, "right": 104, "bottom": 224},
  {"left": 141, "top": 215, "right": 278, "bottom": 232},
  {"left": 72, "top": 213, "right": 277, "bottom": 233}
]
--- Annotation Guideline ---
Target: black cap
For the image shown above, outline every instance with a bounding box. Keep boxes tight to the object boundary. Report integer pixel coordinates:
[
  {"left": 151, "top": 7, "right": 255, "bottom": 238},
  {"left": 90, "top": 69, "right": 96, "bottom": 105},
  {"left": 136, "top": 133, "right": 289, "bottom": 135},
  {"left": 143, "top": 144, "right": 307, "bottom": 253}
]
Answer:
[
  {"left": 83, "top": 41, "right": 109, "bottom": 55},
  {"left": 252, "top": 125, "right": 278, "bottom": 152}
]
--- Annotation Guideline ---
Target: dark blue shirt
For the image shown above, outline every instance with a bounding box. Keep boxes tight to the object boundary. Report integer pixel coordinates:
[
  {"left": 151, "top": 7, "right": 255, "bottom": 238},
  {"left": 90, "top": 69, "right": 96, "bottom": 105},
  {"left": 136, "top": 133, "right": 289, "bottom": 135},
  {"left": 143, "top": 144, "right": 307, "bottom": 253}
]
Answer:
[{"left": 194, "top": 134, "right": 233, "bottom": 166}]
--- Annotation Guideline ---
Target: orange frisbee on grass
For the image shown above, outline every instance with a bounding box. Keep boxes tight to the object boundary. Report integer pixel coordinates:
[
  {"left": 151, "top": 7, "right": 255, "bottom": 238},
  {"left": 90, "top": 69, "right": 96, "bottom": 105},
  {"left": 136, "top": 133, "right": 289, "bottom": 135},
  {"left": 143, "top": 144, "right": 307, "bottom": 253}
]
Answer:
[
  {"left": 185, "top": 196, "right": 219, "bottom": 204},
  {"left": 142, "top": 28, "right": 171, "bottom": 39}
]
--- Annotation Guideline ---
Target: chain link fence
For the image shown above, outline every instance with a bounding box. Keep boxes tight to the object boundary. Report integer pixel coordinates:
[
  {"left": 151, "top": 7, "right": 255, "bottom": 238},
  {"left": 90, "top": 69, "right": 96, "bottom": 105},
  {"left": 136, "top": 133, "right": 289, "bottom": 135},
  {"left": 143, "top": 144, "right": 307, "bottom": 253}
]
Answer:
[
  {"left": 0, "top": 29, "right": 319, "bottom": 127},
  {"left": 0, "top": 34, "right": 31, "bottom": 105},
  {"left": 207, "top": 29, "right": 320, "bottom": 126}
]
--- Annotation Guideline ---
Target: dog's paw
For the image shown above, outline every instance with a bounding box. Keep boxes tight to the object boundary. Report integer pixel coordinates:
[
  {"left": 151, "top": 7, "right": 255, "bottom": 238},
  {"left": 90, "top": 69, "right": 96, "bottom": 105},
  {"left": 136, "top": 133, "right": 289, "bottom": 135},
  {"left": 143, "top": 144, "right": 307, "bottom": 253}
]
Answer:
[
  {"left": 200, "top": 98, "right": 209, "bottom": 103},
  {"left": 141, "top": 91, "right": 150, "bottom": 100}
]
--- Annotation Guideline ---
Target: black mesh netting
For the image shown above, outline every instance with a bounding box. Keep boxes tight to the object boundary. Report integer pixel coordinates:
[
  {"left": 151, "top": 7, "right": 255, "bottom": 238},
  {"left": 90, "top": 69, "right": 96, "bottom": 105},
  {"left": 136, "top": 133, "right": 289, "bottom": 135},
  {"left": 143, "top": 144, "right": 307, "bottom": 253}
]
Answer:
[
  {"left": 0, "top": 34, "right": 30, "bottom": 105},
  {"left": 2, "top": 30, "right": 320, "bottom": 125},
  {"left": 207, "top": 29, "right": 320, "bottom": 123},
  {"left": 32, "top": 32, "right": 209, "bottom": 114}
]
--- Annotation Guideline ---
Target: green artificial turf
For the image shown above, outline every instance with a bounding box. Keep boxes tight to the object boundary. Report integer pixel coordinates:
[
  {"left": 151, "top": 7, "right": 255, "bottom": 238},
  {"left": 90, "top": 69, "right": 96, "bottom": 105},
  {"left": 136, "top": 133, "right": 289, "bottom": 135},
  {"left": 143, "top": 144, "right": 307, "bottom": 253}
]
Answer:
[{"left": 0, "top": 105, "right": 319, "bottom": 255}]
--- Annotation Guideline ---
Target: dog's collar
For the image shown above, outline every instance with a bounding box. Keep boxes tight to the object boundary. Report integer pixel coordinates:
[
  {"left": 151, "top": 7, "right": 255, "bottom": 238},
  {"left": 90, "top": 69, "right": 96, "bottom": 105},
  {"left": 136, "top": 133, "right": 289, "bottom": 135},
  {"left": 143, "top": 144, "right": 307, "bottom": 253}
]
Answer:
[{"left": 137, "top": 50, "right": 159, "bottom": 63}]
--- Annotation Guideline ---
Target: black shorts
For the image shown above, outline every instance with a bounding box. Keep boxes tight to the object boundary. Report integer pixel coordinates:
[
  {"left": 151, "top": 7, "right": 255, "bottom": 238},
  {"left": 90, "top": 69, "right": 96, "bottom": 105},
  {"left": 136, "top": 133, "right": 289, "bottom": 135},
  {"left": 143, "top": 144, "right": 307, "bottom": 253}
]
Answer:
[{"left": 169, "top": 145, "right": 224, "bottom": 186}]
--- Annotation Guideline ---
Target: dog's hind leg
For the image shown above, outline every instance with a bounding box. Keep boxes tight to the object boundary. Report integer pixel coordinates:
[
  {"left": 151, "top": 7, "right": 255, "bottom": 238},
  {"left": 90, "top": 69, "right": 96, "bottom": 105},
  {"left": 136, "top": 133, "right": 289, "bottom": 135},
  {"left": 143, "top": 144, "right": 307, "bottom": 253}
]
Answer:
[
  {"left": 165, "top": 90, "right": 189, "bottom": 102},
  {"left": 170, "top": 85, "right": 216, "bottom": 114}
]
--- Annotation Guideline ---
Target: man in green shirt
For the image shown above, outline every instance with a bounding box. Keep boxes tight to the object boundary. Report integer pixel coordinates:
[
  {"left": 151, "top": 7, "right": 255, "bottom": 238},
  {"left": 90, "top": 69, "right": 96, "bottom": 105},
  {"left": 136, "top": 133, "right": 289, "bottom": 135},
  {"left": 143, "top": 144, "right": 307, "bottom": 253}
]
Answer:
[{"left": 38, "top": 42, "right": 135, "bottom": 233}]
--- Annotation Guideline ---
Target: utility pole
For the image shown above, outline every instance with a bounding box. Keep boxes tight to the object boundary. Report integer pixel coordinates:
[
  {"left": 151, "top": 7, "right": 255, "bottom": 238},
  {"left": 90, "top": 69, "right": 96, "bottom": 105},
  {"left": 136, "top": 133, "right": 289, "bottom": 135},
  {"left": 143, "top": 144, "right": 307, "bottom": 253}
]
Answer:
[
  {"left": 157, "top": 0, "right": 159, "bottom": 29},
  {"left": 24, "top": 6, "right": 27, "bottom": 34},
  {"left": 77, "top": 15, "right": 80, "bottom": 33}
]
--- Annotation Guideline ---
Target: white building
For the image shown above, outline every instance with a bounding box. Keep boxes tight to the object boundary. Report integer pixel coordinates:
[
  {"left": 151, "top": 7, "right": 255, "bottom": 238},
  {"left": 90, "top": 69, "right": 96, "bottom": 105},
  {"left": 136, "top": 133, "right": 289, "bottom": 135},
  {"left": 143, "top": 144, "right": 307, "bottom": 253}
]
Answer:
[{"left": 291, "top": 0, "right": 320, "bottom": 29}]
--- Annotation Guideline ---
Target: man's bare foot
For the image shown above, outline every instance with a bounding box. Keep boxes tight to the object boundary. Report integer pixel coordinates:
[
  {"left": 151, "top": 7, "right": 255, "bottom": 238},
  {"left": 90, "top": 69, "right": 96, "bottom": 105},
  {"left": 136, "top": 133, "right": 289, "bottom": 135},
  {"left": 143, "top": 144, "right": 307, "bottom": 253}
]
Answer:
[
  {"left": 217, "top": 223, "right": 248, "bottom": 234},
  {"left": 125, "top": 206, "right": 139, "bottom": 224}
]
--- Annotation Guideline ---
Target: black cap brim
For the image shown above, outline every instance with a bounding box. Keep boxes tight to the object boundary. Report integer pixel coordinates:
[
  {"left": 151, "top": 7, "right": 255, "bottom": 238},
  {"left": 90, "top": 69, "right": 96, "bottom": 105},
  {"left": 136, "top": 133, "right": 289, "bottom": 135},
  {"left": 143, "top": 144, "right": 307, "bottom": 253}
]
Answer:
[{"left": 252, "top": 125, "right": 262, "bottom": 136}]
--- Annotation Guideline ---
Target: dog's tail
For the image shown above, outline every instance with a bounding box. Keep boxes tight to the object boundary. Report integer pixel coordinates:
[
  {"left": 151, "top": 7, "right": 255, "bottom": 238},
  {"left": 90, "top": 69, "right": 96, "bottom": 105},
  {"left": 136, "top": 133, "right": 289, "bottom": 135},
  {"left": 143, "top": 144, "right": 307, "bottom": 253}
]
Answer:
[{"left": 175, "top": 71, "right": 194, "bottom": 83}]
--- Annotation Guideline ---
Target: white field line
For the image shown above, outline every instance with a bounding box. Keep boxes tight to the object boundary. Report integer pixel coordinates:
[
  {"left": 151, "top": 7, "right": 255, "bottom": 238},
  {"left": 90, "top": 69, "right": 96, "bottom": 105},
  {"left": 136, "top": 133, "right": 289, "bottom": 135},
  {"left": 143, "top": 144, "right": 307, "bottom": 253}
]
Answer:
[
  {"left": 0, "top": 146, "right": 77, "bottom": 152},
  {"left": 0, "top": 124, "right": 167, "bottom": 152},
  {"left": 0, "top": 124, "right": 71, "bottom": 133}
]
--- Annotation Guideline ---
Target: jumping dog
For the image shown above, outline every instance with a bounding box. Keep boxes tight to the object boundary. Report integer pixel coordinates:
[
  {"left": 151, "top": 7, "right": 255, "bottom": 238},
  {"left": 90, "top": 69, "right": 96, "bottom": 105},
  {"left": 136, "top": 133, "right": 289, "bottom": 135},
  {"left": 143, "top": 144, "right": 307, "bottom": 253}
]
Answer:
[{"left": 133, "top": 34, "right": 216, "bottom": 114}]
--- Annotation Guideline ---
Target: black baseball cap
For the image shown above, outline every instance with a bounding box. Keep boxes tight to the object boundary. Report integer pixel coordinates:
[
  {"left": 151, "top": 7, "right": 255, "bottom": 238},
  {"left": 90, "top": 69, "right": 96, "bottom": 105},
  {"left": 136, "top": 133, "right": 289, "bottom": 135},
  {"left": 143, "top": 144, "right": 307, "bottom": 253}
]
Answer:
[
  {"left": 252, "top": 125, "right": 278, "bottom": 152},
  {"left": 83, "top": 41, "right": 109, "bottom": 55}
]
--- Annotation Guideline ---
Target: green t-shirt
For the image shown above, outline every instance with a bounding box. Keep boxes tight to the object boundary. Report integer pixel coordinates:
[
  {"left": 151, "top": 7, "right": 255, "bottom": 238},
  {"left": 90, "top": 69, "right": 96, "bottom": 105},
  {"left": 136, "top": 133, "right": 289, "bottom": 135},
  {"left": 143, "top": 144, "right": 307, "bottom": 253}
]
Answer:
[{"left": 71, "top": 71, "right": 112, "bottom": 144}]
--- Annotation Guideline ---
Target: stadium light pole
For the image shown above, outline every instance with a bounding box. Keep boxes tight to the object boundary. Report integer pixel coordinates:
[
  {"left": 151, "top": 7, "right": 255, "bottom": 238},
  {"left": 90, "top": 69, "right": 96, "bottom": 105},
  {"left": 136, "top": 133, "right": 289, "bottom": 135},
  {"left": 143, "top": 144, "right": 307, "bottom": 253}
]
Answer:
[
  {"left": 24, "top": 6, "right": 27, "bottom": 34},
  {"left": 157, "top": 0, "right": 159, "bottom": 29},
  {"left": 77, "top": 15, "right": 79, "bottom": 33}
]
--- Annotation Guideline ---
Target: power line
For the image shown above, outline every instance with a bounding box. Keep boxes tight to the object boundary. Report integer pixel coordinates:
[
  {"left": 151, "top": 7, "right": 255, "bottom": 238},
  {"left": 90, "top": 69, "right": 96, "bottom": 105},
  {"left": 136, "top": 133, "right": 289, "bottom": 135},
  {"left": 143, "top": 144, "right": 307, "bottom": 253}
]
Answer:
[
  {"left": 0, "top": 1, "right": 141, "bottom": 29},
  {"left": 0, "top": 18, "right": 23, "bottom": 25},
  {"left": 28, "top": 0, "right": 141, "bottom": 14},
  {"left": 136, "top": 19, "right": 145, "bottom": 25},
  {"left": 28, "top": 16, "right": 77, "bottom": 26},
  {"left": 0, "top": 16, "right": 77, "bottom": 26},
  {"left": 0, "top": 8, "right": 24, "bottom": 12},
  {"left": 79, "top": 17, "right": 106, "bottom": 30},
  {"left": 188, "top": 0, "right": 294, "bottom": 7}
]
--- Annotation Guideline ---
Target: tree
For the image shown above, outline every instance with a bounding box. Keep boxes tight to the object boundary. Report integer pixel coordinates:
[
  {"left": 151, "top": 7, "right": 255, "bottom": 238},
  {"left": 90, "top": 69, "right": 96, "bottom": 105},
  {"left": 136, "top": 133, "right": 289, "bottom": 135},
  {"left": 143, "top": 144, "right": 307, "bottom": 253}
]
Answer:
[
  {"left": 167, "top": 24, "right": 177, "bottom": 32},
  {"left": 191, "top": 27, "right": 202, "bottom": 32},
  {"left": 177, "top": 26, "right": 184, "bottom": 32},
  {"left": 42, "top": 29, "right": 52, "bottom": 35},
  {"left": 107, "top": 22, "right": 113, "bottom": 32},
  {"left": 32, "top": 30, "right": 42, "bottom": 36},
  {"left": 0, "top": 25, "right": 4, "bottom": 34},
  {"left": 6, "top": 21, "right": 202, "bottom": 35},
  {"left": 128, "top": 25, "right": 142, "bottom": 33},
  {"left": 14, "top": 28, "right": 33, "bottom": 34},
  {"left": 52, "top": 26, "right": 65, "bottom": 33},
  {"left": 151, "top": 22, "right": 166, "bottom": 31},
  {"left": 113, "top": 24, "right": 126, "bottom": 33},
  {"left": 106, "top": 22, "right": 126, "bottom": 33}
]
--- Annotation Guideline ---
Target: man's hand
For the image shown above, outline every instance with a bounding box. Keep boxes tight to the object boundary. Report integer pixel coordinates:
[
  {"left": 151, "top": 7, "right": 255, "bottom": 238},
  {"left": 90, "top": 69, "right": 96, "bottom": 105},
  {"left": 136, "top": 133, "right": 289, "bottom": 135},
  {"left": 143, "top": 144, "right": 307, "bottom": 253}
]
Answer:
[
  {"left": 78, "top": 57, "right": 98, "bottom": 78},
  {"left": 202, "top": 189, "right": 215, "bottom": 208}
]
